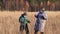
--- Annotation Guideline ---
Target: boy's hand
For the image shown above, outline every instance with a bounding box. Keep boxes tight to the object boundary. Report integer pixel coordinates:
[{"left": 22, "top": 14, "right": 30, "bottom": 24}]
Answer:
[{"left": 28, "top": 21, "right": 30, "bottom": 23}]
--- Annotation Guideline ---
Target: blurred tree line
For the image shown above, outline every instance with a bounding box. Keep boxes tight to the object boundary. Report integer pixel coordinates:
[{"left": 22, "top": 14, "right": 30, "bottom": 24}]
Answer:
[
  {"left": 0, "top": 0, "right": 3, "bottom": 10},
  {"left": 0, "top": 0, "right": 60, "bottom": 11}
]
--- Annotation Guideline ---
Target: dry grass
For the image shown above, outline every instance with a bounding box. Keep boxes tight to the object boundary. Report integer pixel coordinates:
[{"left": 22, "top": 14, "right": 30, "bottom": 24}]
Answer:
[{"left": 0, "top": 11, "right": 60, "bottom": 34}]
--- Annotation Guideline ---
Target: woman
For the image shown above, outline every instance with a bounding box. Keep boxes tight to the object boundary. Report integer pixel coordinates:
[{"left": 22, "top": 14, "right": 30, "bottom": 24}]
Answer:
[{"left": 34, "top": 8, "right": 47, "bottom": 34}]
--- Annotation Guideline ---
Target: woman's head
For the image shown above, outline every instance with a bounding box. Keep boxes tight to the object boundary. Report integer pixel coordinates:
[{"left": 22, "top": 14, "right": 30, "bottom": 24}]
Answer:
[{"left": 41, "top": 7, "right": 45, "bottom": 12}]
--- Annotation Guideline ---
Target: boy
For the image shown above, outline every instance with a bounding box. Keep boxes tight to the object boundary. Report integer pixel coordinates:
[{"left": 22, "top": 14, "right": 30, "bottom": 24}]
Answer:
[
  {"left": 34, "top": 8, "right": 47, "bottom": 34},
  {"left": 19, "top": 12, "right": 30, "bottom": 34}
]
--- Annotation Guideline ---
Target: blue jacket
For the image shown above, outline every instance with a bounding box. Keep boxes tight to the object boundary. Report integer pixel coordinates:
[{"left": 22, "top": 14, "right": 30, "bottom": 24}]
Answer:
[{"left": 35, "top": 11, "right": 47, "bottom": 23}]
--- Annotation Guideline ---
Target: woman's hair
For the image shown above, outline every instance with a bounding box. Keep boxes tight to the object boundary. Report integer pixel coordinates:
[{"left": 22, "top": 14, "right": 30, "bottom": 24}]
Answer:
[{"left": 41, "top": 7, "right": 45, "bottom": 11}]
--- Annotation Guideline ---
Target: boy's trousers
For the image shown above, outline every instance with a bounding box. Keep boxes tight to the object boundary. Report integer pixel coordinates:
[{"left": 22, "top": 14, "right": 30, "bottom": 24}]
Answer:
[{"left": 20, "top": 24, "right": 29, "bottom": 34}]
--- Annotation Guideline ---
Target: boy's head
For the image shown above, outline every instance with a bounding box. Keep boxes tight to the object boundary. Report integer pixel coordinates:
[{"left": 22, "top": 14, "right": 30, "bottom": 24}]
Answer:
[
  {"left": 21, "top": 12, "right": 27, "bottom": 17},
  {"left": 23, "top": 12, "right": 27, "bottom": 16}
]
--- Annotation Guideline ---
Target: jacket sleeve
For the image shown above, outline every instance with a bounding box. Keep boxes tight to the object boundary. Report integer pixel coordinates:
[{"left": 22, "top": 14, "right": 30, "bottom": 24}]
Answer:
[
  {"left": 19, "top": 17, "right": 21, "bottom": 23},
  {"left": 19, "top": 16, "right": 24, "bottom": 23},
  {"left": 26, "top": 18, "right": 30, "bottom": 23},
  {"left": 42, "top": 12, "right": 47, "bottom": 20}
]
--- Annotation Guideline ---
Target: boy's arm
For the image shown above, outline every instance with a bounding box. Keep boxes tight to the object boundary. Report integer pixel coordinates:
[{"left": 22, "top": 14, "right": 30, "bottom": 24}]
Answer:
[
  {"left": 19, "top": 16, "right": 24, "bottom": 23},
  {"left": 26, "top": 18, "right": 30, "bottom": 23},
  {"left": 19, "top": 17, "right": 21, "bottom": 23}
]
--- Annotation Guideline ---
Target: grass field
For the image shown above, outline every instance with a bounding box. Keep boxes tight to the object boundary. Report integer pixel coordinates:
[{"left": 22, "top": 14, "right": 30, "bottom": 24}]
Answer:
[{"left": 0, "top": 11, "right": 60, "bottom": 34}]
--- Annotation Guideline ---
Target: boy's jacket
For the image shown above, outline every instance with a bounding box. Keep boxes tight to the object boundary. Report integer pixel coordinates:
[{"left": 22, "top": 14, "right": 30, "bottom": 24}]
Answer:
[{"left": 19, "top": 15, "right": 30, "bottom": 25}]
